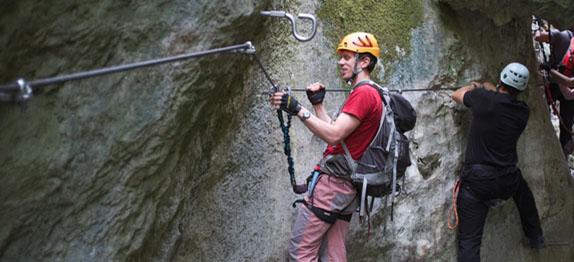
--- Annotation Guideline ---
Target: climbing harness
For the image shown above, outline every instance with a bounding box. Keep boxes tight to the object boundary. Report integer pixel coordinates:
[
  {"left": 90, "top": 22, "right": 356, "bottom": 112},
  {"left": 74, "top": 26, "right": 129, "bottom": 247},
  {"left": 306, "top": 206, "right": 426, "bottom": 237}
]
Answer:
[
  {"left": 307, "top": 170, "right": 321, "bottom": 197},
  {"left": 0, "top": 41, "right": 256, "bottom": 110},
  {"left": 447, "top": 178, "right": 461, "bottom": 230},
  {"left": 260, "top": 11, "right": 317, "bottom": 42},
  {"left": 292, "top": 198, "right": 353, "bottom": 224}
]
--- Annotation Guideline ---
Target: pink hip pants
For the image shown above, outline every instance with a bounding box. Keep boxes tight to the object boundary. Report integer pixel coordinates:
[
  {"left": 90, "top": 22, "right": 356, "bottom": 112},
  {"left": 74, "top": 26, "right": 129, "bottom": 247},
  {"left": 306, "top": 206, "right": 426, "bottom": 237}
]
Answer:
[{"left": 288, "top": 174, "right": 358, "bottom": 262}]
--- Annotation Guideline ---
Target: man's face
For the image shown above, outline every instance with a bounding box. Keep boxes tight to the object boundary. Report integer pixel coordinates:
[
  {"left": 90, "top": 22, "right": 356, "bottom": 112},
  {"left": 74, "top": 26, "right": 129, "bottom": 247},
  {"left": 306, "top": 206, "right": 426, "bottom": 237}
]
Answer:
[{"left": 338, "top": 50, "right": 356, "bottom": 81}]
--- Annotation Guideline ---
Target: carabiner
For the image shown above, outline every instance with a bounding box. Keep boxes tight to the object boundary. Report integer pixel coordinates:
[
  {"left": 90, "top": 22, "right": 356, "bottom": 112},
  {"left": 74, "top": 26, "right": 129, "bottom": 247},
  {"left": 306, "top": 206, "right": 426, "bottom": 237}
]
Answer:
[{"left": 260, "top": 11, "right": 317, "bottom": 42}]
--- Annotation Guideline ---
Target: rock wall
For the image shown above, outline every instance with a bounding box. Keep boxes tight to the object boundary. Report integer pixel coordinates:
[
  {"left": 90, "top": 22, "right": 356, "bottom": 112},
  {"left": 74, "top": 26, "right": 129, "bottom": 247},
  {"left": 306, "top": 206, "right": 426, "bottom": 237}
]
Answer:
[{"left": 0, "top": 0, "right": 572, "bottom": 261}]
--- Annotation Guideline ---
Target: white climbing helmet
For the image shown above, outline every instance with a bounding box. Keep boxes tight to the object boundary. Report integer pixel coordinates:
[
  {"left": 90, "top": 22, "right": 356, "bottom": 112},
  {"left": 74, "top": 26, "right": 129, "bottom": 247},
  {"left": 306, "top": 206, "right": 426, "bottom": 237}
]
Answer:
[{"left": 500, "top": 62, "right": 529, "bottom": 91}]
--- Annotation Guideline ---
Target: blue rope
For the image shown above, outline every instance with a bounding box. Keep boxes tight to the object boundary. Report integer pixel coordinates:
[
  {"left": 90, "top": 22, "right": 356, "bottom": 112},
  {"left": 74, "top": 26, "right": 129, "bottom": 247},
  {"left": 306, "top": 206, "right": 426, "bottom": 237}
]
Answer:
[{"left": 277, "top": 109, "right": 296, "bottom": 186}]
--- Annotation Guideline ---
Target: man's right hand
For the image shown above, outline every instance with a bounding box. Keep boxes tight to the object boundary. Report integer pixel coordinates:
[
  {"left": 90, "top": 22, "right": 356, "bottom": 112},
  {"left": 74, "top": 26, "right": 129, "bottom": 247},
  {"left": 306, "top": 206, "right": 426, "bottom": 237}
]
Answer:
[{"left": 270, "top": 92, "right": 302, "bottom": 115}]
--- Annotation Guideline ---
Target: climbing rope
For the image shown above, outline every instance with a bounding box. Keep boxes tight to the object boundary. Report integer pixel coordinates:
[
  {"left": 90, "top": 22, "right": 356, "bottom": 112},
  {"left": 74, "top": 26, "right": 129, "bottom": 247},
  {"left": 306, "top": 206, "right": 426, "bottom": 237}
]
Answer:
[{"left": 447, "top": 178, "right": 461, "bottom": 230}]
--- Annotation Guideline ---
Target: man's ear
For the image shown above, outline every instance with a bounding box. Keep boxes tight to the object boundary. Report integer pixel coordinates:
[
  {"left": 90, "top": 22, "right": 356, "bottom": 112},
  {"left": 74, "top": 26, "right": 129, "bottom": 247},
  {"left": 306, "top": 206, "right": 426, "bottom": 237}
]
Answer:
[{"left": 359, "top": 56, "right": 370, "bottom": 69}]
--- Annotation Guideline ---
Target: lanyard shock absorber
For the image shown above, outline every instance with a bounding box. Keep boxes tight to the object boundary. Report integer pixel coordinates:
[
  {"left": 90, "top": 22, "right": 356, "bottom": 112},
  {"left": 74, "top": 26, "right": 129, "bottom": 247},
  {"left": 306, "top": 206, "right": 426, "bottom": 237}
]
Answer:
[{"left": 252, "top": 54, "right": 307, "bottom": 194}]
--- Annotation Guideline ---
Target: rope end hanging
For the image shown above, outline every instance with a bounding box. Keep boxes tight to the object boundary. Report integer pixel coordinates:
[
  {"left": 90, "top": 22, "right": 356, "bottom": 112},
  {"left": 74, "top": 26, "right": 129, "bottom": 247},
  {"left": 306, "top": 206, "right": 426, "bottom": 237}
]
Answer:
[{"left": 447, "top": 178, "right": 461, "bottom": 230}]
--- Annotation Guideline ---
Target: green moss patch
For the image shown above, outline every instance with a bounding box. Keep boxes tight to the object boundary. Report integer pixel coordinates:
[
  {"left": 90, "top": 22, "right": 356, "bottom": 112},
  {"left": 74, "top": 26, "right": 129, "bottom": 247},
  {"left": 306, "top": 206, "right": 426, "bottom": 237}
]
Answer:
[{"left": 317, "top": 0, "right": 424, "bottom": 81}]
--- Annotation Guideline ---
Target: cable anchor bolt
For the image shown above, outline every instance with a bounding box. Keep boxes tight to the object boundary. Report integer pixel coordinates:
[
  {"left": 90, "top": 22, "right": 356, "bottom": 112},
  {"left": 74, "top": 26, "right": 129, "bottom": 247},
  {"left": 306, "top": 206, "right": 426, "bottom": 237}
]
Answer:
[
  {"left": 234, "top": 41, "right": 256, "bottom": 55},
  {"left": 260, "top": 11, "right": 317, "bottom": 42}
]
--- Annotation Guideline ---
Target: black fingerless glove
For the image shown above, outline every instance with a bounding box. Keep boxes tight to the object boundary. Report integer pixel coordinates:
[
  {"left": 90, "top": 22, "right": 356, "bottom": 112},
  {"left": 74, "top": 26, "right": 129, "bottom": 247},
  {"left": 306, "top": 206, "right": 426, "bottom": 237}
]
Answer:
[
  {"left": 280, "top": 93, "right": 302, "bottom": 115},
  {"left": 539, "top": 63, "right": 552, "bottom": 71},
  {"left": 306, "top": 88, "right": 326, "bottom": 105}
]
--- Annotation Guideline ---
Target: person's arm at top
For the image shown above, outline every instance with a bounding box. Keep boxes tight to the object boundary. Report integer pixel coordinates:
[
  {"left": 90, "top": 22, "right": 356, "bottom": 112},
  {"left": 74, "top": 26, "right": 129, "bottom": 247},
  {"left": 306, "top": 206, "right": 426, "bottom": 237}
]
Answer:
[
  {"left": 549, "top": 69, "right": 574, "bottom": 88},
  {"left": 534, "top": 30, "right": 550, "bottom": 43},
  {"left": 482, "top": 81, "right": 497, "bottom": 91},
  {"left": 540, "top": 68, "right": 574, "bottom": 100},
  {"left": 452, "top": 81, "right": 479, "bottom": 104},
  {"left": 557, "top": 83, "right": 574, "bottom": 100}
]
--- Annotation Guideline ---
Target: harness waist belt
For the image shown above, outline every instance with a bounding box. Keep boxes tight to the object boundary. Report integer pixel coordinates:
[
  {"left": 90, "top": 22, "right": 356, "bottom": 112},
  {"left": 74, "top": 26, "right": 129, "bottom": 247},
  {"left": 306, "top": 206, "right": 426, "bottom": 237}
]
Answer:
[
  {"left": 293, "top": 199, "right": 352, "bottom": 224},
  {"left": 465, "top": 164, "right": 517, "bottom": 172}
]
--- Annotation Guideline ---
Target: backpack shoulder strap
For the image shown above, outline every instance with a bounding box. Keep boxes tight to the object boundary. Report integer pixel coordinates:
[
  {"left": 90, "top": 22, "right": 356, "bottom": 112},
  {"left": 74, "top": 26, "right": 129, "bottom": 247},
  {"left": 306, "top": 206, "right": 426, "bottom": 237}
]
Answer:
[
  {"left": 340, "top": 140, "right": 356, "bottom": 172},
  {"left": 341, "top": 80, "right": 392, "bottom": 171},
  {"left": 353, "top": 80, "right": 392, "bottom": 105},
  {"left": 352, "top": 80, "right": 374, "bottom": 90}
]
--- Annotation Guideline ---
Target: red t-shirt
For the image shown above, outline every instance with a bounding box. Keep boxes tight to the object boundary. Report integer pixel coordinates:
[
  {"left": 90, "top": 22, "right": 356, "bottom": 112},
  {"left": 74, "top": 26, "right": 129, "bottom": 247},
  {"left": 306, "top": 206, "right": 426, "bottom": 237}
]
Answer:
[{"left": 322, "top": 84, "right": 382, "bottom": 160}]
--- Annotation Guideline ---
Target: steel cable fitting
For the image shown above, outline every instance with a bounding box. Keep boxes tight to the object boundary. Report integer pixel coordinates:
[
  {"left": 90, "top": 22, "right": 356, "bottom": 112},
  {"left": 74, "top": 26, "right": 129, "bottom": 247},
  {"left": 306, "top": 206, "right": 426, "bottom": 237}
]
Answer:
[{"left": 0, "top": 41, "right": 256, "bottom": 110}]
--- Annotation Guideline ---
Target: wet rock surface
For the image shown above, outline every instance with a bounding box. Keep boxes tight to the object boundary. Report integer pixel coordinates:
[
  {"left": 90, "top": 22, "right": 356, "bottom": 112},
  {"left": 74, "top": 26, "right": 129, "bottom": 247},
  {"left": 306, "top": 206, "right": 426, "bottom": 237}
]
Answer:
[{"left": 0, "top": 0, "right": 572, "bottom": 261}]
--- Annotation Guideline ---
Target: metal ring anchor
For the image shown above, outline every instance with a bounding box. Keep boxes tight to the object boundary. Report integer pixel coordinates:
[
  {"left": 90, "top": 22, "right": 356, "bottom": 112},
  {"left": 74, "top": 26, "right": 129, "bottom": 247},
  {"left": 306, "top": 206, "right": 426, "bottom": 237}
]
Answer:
[{"left": 260, "top": 11, "right": 317, "bottom": 42}]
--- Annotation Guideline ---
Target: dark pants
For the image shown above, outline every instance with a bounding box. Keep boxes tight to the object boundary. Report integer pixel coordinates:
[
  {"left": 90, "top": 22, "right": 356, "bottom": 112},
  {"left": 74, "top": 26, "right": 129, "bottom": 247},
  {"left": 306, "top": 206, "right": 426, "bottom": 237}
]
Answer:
[
  {"left": 457, "top": 165, "right": 543, "bottom": 262},
  {"left": 549, "top": 83, "right": 574, "bottom": 147}
]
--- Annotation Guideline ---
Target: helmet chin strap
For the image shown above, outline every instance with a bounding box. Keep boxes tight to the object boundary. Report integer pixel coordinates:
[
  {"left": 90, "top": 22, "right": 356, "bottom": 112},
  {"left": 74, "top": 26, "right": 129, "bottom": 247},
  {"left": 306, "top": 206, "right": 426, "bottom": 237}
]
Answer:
[{"left": 347, "top": 53, "right": 363, "bottom": 85}]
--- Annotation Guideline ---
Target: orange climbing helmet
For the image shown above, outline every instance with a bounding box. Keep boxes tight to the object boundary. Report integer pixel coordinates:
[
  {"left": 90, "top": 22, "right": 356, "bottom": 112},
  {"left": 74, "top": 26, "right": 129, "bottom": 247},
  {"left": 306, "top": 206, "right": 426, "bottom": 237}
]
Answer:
[{"left": 337, "top": 32, "right": 380, "bottom": 58}]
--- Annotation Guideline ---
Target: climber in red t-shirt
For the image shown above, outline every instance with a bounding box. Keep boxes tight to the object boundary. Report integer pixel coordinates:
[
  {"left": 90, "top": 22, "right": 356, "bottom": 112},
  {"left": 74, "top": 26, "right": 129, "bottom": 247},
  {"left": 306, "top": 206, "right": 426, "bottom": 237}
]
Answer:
[{"left": 270, "top": 32, "right": 382, "bottom": 262}]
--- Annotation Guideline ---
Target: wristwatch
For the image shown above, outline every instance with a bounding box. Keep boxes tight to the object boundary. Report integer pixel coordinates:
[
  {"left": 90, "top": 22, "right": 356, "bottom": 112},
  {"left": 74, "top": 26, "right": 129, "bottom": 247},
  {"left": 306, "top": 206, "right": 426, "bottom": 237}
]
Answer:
[{"left": 301, "top": 111, "right": 311, "bottom": 121}]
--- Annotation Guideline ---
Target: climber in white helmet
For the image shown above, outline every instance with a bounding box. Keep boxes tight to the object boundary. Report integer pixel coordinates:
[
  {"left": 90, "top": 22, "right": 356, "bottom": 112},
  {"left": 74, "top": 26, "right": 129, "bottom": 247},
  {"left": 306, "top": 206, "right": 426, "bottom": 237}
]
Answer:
[{"left": 452, "top": 62, "right": 546, "bottom": 261}]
